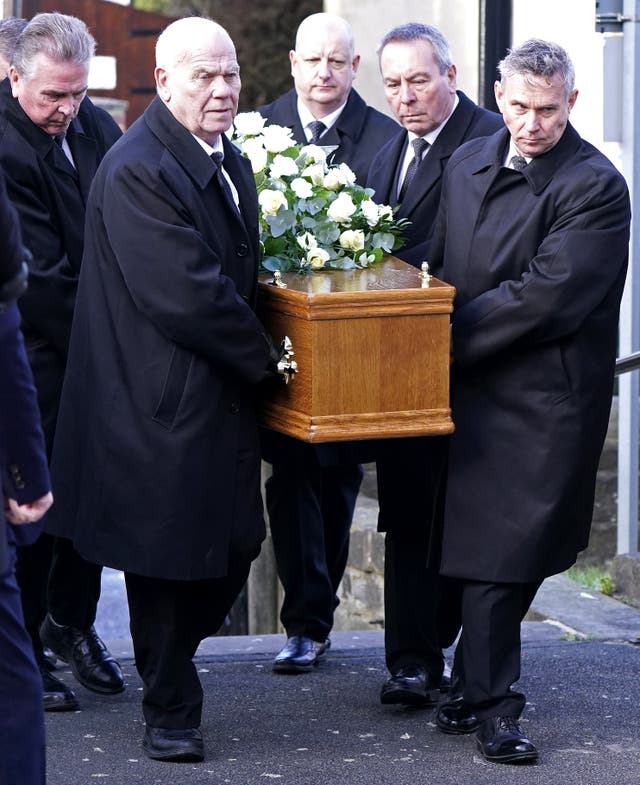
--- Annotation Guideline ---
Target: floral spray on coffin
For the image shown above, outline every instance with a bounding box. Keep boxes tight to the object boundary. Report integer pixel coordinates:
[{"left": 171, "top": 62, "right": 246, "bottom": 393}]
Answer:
[
  {"left": 229, "top": 112, "right": 454, "bottom": 443},
  {"left": 230, "top": 111, "right": 410, "bottom": 272}
]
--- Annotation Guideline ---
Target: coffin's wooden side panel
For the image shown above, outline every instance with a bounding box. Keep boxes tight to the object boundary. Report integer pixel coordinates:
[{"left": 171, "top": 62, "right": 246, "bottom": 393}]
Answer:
[{"left": 256, "top": 258, "right": 455, "bottom": 442}]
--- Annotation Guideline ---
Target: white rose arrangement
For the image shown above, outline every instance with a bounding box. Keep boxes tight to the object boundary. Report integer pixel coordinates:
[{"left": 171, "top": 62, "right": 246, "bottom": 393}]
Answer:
[{"left": 230, "top": 112, "right": 409, "bottom": 273}]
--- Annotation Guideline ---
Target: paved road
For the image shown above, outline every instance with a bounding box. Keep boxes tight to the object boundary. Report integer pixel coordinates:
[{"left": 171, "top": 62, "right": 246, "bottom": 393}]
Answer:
[{"left": 46, "top": 571, "right": 640, "bottom": 785}]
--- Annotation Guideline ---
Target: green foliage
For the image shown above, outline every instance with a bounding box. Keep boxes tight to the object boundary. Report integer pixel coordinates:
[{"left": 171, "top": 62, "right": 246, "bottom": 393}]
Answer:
[
  {"left": 565, "top": 565, "right": 615, "bottom": 596},
  {"left": 157, "top": 0, "right": 322, "bottom": 110},
  {"left": 133, "top": 0, "right": 169, "bottom": 11}
]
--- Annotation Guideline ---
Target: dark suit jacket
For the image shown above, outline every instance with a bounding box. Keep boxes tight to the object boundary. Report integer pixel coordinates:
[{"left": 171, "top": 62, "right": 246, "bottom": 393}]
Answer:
[
  {"left": 0, "top": 303, "right": 50, "bottom": 570},
  {"left": 431, "top": 124, "right": 630, "bottom": 582},
  {"left": 0, "top": 169, "right": 49, "bottom": 569},
  {"left": 0, "top": 78, "right": 121, "bottom": 453},
  {"left": 259, "top": 87, "right": 399, "bottom": 186},
  {"left": 48, "top": 97, "right": 273, "bottom": 581},
  {"left": 366, "top": 91, "right": 502, "bottom": 267}
]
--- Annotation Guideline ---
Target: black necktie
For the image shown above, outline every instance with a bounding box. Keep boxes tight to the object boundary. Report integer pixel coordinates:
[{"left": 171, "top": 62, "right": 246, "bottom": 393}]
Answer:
[
  {"left": 399, "top": 137, "right": 429, "bottom": 201},
  {"left": 211, "top": 151, "right": 240, "bottom": 215},
  {"left": 510, "top": 155, "right": 528, "bottom": 172},
  {"left": 307, "top": 120, "right": 326, "bottom": 143},
  {"left": 52, "top": 133, "right": 75, "bottom": 168}
]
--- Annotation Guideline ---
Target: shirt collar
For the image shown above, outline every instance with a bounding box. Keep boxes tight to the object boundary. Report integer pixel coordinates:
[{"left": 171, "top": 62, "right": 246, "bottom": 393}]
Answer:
[
  {"left": 296, "top": 98, "right": 347, "bottom": 136},
  {"left": 407, "top": 93, "right": 459, "bottom": 147},
  {"left": 192, "top": 133, "right": 224, "bottom": 158},
  {"left": 504, "top": 139, "right": 532, "bottom": 168}
]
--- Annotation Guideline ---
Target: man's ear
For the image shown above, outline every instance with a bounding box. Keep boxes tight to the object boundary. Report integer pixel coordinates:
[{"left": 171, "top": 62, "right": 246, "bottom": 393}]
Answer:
[
  {"left": 8, "top": 65, "right": 20, "bottom": 99},
  {"left": 494, "top": 80, "right": 504, "bottom": 112},
  {"left": 155, "top": 67, "right": 170, "bottom": 101}
]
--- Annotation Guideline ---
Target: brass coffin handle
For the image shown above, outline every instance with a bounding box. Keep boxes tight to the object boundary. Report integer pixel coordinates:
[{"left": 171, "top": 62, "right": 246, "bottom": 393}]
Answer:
[{"left": 277, "top": 335, "right": 298, "bottom": 384}]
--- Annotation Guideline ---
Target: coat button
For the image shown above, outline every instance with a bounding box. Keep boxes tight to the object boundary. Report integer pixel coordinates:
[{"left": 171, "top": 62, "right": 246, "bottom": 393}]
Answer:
[
  {"left": 9, "top": 464, "right": 25, "bottom": 489},
  {"left": 229, "top": 401, "right": 240, "bottom": 414},
  {"left": 236, "top": 243, "right": 248, "bottom": 257}
]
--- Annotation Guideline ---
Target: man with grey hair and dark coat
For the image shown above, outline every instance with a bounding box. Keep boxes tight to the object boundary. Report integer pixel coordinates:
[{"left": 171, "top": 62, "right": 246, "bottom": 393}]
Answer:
[
  {"left": 47, "top": 16, "right": 280, "bottom": 762},
  {"left": 431, "top": 39, "right": 630, "bottom": 764},
  {"left": 0, "top": 11, "right": 123, "bottom": 712},
  {"left": 368, "top": 22, "right": 502, "bottom": 711}
]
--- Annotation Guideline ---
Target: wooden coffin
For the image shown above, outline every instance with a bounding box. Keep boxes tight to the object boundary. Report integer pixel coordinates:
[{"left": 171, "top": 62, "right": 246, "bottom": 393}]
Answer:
[{"left": 256, "top": 256, "right": 455, "bottom": 443}]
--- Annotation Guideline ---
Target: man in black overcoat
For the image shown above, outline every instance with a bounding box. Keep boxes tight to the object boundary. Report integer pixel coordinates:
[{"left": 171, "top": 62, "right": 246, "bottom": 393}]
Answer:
[
  {"left": 0, "top": 164, "right": 52, "bottom": 785},
  {"left": 47, "top": 17, "right": 280, "bottom": 763},
  {"left": 259, "top": 12, "right": 400, "bottom": 675},
  {"left": 367, "top": 23, "right": 502, "bottom": 710},
  {"left": 0, "top": 12, "right": 123, "bottom": 711},
  {"left": 431, "top": 39, "right": 630, "bottom": 764}
]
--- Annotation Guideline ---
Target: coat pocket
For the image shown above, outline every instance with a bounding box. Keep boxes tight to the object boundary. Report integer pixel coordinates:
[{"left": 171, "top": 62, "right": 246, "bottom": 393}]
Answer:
[{"left": 152, "top": 345, "right": 192, "bottom": 430}]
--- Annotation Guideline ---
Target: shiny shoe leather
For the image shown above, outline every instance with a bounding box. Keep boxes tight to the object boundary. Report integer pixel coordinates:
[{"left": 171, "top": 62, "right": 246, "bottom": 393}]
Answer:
[
  {"left": 273, "top": 635, "right": 329, "bottom": 673},
  {"left": 42, "top": 668, "right": 79, "bottom": 712},
  {"left": 380, "top": 665, "right": 440, "bottom": 706},
  {"left": 436, "top": 697, "right": 480, "bottom": 734},
  {"left": 142, "top": 727, "right": 204, "bottom": 762},
  {"left": 40, "top": 614, "right": 125, "bottom": 695},
  {"left": 476, "top": 716, "right": 539, "bottom": 764}
]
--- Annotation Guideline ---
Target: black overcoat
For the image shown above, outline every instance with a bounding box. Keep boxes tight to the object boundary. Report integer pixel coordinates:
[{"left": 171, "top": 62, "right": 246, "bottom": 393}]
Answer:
[
  {"left": 430, "top": 124, "right": 631, "bottom": 582},
  {"left": 259, "top": 87, "right": 399, "bottom": 185},
  {"left": 366, "top": 92, "right": 503, "bottom": 267},
  {"left": 0, "top": 163, "right": 49, "bottom": 569},
  {"left": 0, "top": 78, "right": 121, "bottom": 453},
  {"left": 47, "top": 97, "right": 273, "bottom": 581}
]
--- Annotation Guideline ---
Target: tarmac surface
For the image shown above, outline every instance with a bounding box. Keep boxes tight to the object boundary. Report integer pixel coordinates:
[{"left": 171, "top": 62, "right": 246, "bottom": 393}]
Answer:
[{"left": 43, "top": 570, "right": 640, "bottom": 785}]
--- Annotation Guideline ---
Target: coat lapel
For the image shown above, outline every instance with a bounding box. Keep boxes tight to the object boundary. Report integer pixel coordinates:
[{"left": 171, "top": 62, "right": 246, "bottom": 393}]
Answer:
[
  {"left": 66, "top": 120, "right": 100, "bottom": 201},
  {"left": 367, "top": 130, "right": 406, "bottom": 206}
]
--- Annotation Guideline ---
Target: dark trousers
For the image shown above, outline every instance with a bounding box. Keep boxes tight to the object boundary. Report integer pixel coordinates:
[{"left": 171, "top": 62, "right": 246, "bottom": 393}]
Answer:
[
  {"left": 16, "top": 533, "right": 102, "bottom": 663},
  {"left": 124, "top": 557, "right": 251, "bottom": 729},
  {"left": 377, "top": 435, "right": 458, "bottom": 678},
  {"left": 0, "top": 529, "right": 45, "bottom": 785},
  {"left": 452, "top": 578, "right": 542, "bottom": 719},
  {"left": 265, "top": 438, "right": 363, "bottom": 642},
  {"left": 384, "top": 530, "right": 461, "bottom": 677}
]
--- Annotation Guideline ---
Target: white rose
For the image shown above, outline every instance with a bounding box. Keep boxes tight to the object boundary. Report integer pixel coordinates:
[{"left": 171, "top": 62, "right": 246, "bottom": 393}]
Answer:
[
  {"left": 323, "top": 170, "right": 342, "bottom": 191},
  {"left": 258, "top": 189, "right": 288, "bottom": 216},
  {"left": 378, "top": 204, "right": 394, "bottom": 221},
  {"left": 241, "top": 137, "right": 268, "bottom": 174},
  {"left": 261, "top": 124, "right": 295, "bottom": 153},
  {"left": 339, "top": 229, "right": 365, "bottom": 252},
  {"left": 269, "top": 154, "right": 300, "bottom": 179},
  {"left": 307, "top": 247, "right": 330, "bottom": 269},
  {"left": 291, "top": 177, "right": 314, "bottom": 198},
  {"left": 299, "top": 144, "right": 328, "bottom": 164},
  {"left": 301, "top": 163, "right": 326, "bottom": 185},
  {"left": 360, "top": 198, "right": 380, "bottom": 227},
  {"left": 336, "top": 163, "right": 356, "bottom": 186},
  {"left": 234, "top": 111, "right": 266, "bottom": 137},
  {"left": 296, "top": 231, "right": 317, "bottom": 250},
  {"left": 327, "top": 192, "right": 357, "bottom": 223}
]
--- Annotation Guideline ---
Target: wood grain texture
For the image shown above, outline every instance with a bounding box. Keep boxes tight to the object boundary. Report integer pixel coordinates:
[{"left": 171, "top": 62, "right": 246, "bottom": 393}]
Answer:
[{"left": 257, "top": 257, "right": 455, "bottom": 442}]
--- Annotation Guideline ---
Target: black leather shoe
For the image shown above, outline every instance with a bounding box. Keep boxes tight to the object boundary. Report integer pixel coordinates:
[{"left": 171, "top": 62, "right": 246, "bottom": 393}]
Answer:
[
  {"left": 273, "top": 636, "right": 329, "bottom": 673},
  {"left": 42, "top": 668, "right": 79, "bottom": 712},
  {"left": 142, "top": 727, "right": 204, "bottom": 762},
  {"left": 380, "top": 665, "right": 439, "bottom": 706},
  {"left": 40, "top": 614, "right": 125, "bottom": 695},
  {"left": 436, "top": 697, "right": 480, "bottom": 734},
  {"left": 476, "top": 716, "right": 538, "bottom": 764}
]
